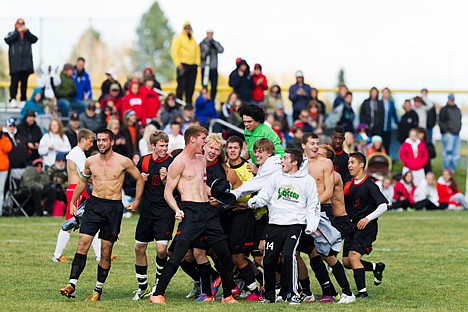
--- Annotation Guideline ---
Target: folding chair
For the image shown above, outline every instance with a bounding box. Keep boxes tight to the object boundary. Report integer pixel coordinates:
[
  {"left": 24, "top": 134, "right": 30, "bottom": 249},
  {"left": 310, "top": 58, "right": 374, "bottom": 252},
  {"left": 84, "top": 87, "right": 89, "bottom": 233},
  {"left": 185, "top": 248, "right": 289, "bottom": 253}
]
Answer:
[{"left": 3, "top": 175, "right": 31, "bottom": 217}]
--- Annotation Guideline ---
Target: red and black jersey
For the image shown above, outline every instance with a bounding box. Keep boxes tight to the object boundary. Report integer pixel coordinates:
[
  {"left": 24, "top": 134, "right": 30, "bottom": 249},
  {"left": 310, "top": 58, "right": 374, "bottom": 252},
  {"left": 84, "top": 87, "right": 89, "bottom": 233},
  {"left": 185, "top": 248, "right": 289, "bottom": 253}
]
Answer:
[
  {"left": 333, "top": 149, "right": 352, "bottom": 184},
  {"left": 206, "top": 158, "right": 226, "bottom": 186},
  {"left": 137, "top": 153, "right": 174, "bottom": 219},
  {"left": 344, "top": 176, "right": 388, "bottom": 221}
]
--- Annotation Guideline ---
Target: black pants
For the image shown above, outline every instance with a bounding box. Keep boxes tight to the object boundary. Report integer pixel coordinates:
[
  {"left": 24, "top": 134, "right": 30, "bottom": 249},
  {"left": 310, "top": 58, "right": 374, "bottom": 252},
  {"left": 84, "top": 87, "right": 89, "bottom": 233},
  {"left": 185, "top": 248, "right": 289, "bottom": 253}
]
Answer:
[
  {"left": 263, "top": 224, "right": 303, "bottom": 301},
  {"left": 201, "top": 68, "right": 219, "bottom": 100},
  {"left": 30, "top": 185, "right": 57, "bottom": 215},
  {"left": 176, "top": 64, "right": 198, "bottom": 105},
  {"left": 392, "top": 199, "right": 412, "bottom": 210},
  {"left": 10, "top": 72, "right": 30, "bottom": 101},
  {"left": 414, "top": 199, "right": 439, "bottom": 210},
  {"left": 382, "top": 131, "right": 392, "bottom": 154}
]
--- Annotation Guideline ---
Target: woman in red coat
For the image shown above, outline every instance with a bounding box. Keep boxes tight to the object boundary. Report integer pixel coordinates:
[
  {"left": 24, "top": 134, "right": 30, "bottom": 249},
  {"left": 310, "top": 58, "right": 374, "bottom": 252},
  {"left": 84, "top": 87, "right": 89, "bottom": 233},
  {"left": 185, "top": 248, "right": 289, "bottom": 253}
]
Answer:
[
  {"left": 392, "top": 171, "right": 416, "bottom": 211},
  {"left": 399, "top": 128, "right": 428, "bottom": 187},
  {"left": 436, "top": 169, "right": 468, "bottom": 210}
]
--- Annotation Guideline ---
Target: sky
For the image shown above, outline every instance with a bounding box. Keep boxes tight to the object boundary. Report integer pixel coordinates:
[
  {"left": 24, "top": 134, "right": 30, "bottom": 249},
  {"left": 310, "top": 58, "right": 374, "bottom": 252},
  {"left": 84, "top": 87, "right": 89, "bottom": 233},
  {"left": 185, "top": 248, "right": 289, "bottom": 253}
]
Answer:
[{"left": 1, "top": 0, "right": 468, "bottom": 107}]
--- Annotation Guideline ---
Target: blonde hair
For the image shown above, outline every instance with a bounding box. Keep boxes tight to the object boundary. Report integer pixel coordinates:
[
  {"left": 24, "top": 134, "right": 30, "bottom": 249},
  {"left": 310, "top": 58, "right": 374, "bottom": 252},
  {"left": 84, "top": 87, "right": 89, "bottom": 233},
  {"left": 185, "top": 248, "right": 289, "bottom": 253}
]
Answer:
[
  {"left": 142, "top": 124, "right": 158, "bottom": 150},
  {"left": 206, "top": 133, "right": 223, "bottom": 148},
  {"left": 48, "top": 118, "right": 65, "bottom": 138},
  {"left": 107, "top": 119, "right": 120, "bottom": 130}
]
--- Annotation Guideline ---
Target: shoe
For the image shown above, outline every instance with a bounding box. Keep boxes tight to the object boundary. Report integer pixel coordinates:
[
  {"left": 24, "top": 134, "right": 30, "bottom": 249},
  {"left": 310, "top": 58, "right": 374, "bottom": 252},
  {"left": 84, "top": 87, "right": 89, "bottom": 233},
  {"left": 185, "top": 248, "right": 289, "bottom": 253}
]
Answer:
[
  {"left": 186, "top": 281, "right": 201, "bottom": 299},
  {"left": 317, "top": 295, "right": 336, "bottom": 303},
  {"left": 337, "top": 293, "right": 356, "bottom": 304},
  {"left": 300, "top": 293, "right": 315, "bottom": 302},
  {"left": 9, "top": 99, "right": 17, "bottom": 108},
  {"left": 111, "top": 255, "right": 118, "bottom": 261},
  {"left": 59, "top": 284, "right": 76, "bottom": 298},
  {"left": 85, "top": 291, "right": 101, "bottom": 301},
  {"left": 289, "top": 295, "right": 301, "bottom": 305},
  {"left": 245, "top": 293, "right": 261, "bottom": 301},
  {"left": 221, "top": 295, "right": 238, "bottom": 304},
  {"left": 357, "top": 291, "right": 369, "bottom": 299},
  {"left": 132, "top": 286, "right": 151, "bottom": 300},
  {"left": 123, "top": 211, "right": 133, "bottom": 219},
  {"left": 261, "top": 298, "right": 273, "bottom": 303},
  {"left": 149, "top": 294, "right": 166, "bottom": 304},
  {"left": 374, "top": 262, "right": 386, "bottom": 286},
  {"left": 232, "top": 284, "right": 241, "bottom": 298},
  {"left": 52, "top": 255, "right": 69, "bottom": 263},
  {"left": 211, "top": 275, "right": 222, "bottom": 296},
  {"left": 275, "top": 282, "right": 281, "bottom": 296},
  {"left": 195, "top": 293, "right": 214, "bottom": 302}
]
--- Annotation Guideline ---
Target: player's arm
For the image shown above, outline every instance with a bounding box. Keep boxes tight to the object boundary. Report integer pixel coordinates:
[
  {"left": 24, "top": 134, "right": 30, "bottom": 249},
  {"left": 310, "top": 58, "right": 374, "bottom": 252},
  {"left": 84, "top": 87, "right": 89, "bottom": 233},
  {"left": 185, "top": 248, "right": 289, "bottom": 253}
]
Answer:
[
  {"left": 225, "top": 165, "right": 242, "bottom": 190},
  {"left": 305, "top": 179, "right": 321, "bottom": 234},
  {"left": 164, "top": 160, "right": 184, "bottom": 218},
  {"left": 125, "top": 158, "right": 145, "bottom": 212},
  {"left": 320, "top": 159, "right": 335, "bottom": 204},
  {"left": 357, "top": 182, "right": 388, "bottom": 230},
  {"left": 70, "top": 159, "right": 91, "bottom": 214},
  {"left": 248, "top": 172, "right": 276, "bottom": 209}
]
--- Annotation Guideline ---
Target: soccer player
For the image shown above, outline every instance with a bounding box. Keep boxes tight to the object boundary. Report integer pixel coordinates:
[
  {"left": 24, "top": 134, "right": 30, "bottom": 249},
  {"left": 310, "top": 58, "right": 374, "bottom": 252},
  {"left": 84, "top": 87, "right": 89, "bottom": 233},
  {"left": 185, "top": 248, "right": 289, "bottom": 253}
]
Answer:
[
  {"left": 59, "top": 129, "right": 144, "bottom": 301},
  {"left": 330, "top": 126, "right": 352, "bottom": 183},
  {"left": 52, "top": 129, "right": 101, "bottom": 263},
  {"left": 132, "top": 130, "right": 174, "bottom": 300},
  {"left": 342, "top": 152, "right": 388, "bottom": 298},
  {"left": 248, "top": 148, "right": 320, "bottom": 304}
]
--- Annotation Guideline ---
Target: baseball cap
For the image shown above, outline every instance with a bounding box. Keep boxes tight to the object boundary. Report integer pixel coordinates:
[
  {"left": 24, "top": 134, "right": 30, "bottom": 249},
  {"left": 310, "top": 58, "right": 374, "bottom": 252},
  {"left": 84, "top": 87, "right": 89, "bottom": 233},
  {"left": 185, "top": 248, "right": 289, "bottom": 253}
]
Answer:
[
  {"left": 70, "top": 112, "right": 79, "bottom": 121},
  {"left": 277, "top": 103, "right": 285, "bottom": 110},
  {"left": 296, "top": 70, "right": 304, "bottom": 78},
  {"left": 32, "top": 158, "right": 43, "bottom": 166},
  {"left": 110, "top": 83, "right": 120, "bottom": 91},
  {"left": 55, "top": 152, "right": 67, "bottom": 161},
  {"left": 6, "top": 117, "right": 15, "bottom": 126},
  {"left": 87, "top": 102, "right": 96, "bottom": 110},
  {"left": 25, "top": 110, "right": 36, "bottom": 118},
  {"left": 106, "top": 68, "right": 118, "bottom": 80},
  {"left": 124, "top": 109, "right": 136, "bottom": 120},
  {"left": 63, "top": 63, "right": 74, "bottom": 71},
  {"left": 448, "top": 94, "right": 455, "bottom": 100}
]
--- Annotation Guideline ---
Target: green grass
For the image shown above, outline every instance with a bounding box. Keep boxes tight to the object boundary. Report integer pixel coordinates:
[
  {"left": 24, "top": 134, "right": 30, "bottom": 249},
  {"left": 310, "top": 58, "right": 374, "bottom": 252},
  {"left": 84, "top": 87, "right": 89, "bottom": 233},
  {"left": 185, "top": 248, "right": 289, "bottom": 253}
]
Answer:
[{"left": 0, "top": 212, "right": 467, "bottom": 311}]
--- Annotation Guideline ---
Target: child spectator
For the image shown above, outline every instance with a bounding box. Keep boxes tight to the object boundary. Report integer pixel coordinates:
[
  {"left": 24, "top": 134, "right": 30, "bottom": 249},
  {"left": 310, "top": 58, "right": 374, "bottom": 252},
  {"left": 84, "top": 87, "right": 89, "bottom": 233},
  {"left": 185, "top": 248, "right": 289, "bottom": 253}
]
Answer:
[
  {"left": 377, "top": 176, "right": 394, "bottom": 208},
  {"left": 414, "top": 172, "right": 439, "bottom": 210},
  {"left": 436, "top": 169, "right": 468, "bottom": 210},
  {"left": 38, "top": 118, "right": 71, "bottom": 169},
  {"left": 392, "top": 171, "right": 416, "bottom": 211},
  {"left": 367, "top": 135, "right": 386, "bottom": 156},
  {"left": 140, "top": 77, "right": 161, "bottom": 125},
  {"left": 121, "top": 81, "right": 143, "bottom": 121}
]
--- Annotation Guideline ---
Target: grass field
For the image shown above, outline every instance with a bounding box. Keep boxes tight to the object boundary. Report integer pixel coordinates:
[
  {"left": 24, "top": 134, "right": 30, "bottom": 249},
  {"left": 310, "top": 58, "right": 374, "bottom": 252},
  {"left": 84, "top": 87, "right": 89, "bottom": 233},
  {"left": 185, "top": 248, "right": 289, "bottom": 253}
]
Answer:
[{"left": 0, "top": 211, "right": 467, "bottom": 312}]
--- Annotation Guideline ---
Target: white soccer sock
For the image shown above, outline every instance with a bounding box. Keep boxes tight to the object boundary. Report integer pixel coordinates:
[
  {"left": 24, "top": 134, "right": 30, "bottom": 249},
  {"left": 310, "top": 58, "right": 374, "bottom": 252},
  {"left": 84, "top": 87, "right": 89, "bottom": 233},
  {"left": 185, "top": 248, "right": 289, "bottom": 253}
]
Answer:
[
  {"left": 54, "top": 230, "right": 71, "bottom": 259},
  {"left": 92, "top": 234, "right": 101, "bottom": 259},
  {"left": 372, "top": 263, "right": 376, "bottom": 271}
]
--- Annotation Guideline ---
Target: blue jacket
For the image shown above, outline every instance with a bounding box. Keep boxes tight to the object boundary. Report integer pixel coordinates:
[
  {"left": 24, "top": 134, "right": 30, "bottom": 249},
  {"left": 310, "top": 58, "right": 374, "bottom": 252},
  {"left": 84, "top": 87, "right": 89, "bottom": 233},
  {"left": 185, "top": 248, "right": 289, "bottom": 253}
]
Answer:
[
  {"left": 195, "top": 95, "right": 218, "bottom": 126},
  {"left": 21, "top": 88, "right": 44, "bottom": 120},
  {"left": 73, "top": 68, "right": 92, "bottom": 100},
  {"left": 288, "top": 83, "right": 312, "bottom": 112},
  {"left": 382, "top": 100, "right": 399, "bottom": 132}
]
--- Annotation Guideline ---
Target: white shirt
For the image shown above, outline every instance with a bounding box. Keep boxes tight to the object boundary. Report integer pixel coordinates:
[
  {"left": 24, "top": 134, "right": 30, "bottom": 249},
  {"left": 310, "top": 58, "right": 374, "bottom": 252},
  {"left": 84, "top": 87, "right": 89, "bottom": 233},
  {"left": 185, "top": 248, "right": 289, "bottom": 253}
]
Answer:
[{"left": 66, "top": 146, "right": 86, "bottom": 175}]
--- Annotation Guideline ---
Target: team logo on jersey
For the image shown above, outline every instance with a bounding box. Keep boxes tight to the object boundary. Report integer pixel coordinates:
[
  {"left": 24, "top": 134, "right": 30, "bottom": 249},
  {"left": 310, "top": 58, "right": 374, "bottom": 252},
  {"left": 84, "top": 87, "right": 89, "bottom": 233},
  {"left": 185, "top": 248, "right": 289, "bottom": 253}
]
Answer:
[{"left": 277, "top": 185, "right": 299, "bottom": 201}]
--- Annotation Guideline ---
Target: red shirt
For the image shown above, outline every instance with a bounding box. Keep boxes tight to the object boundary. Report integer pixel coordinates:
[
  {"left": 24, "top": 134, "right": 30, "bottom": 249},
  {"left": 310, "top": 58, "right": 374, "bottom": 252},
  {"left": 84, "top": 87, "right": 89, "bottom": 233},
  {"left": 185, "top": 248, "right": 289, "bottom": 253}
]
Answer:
[
  {"left": 139, "top": 86, "right": 160, "bottom": 124},
  {"left": 251, "top": 73, "right": 268, "bottom": 101}
]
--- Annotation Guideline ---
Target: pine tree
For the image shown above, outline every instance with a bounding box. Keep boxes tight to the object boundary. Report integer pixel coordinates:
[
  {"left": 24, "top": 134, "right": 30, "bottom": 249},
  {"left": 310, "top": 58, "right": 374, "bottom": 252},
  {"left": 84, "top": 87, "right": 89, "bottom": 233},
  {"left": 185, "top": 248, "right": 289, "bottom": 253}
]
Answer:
[{"left": 337, "top": 68, "right": 346, "bottom": 93}]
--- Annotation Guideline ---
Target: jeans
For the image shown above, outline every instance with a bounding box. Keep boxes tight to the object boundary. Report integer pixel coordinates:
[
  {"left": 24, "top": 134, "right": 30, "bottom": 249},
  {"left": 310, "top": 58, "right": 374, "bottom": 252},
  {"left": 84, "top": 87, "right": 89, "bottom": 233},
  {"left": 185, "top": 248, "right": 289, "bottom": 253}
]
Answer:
[
  {"left": 0, "top": 171, "right": 8, "bottom": 216},
  {"left": 442, "top": 133, "right": 460, "bottom": 173},
  {"left": 57, "top": 99, "right": 88, "bottom": 117}
]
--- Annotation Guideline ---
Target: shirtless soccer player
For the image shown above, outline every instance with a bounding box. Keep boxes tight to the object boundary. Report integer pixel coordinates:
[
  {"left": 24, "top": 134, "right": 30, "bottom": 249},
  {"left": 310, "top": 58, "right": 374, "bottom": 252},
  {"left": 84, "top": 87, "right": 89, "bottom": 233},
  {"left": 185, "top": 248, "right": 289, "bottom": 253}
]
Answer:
[
  {"left": 59, "top": 129, "right": 144, "bottom": 301},
  {"left": 150, "top": 125, "right": 237, "bottom": 304}
]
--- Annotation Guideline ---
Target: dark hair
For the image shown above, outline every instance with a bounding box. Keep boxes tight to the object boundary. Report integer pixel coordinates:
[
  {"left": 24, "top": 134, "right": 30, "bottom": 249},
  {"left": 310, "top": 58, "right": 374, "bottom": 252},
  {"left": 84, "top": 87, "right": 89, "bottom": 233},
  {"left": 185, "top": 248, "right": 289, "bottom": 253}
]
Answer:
[
  {"left": 301, "top": 132, "right": 319, "bottom": 144},
  {"left": 382, "top": 87, "right": 391, "bottom": 94},
  {"left": 345, "top": 91, "right": 353, "bottom": 97},
  {"left": 170, "top": 121, "right": 181, "bottom": 127},
  {"left": 417, "top": 127, "right": 427, "bottom": 141},
  {"left": 332, "top": 126, "right": 345, "bottom": 136},
  {"left": 77, "top": 56, "right": 85, "bottom": 62},
  {"left": 349, "top": 151, "right": 367, "bottom": 168},
  {"left": 413, "top": 96, "right": 423, "bottom": 103},
  {"left": 285, "top": 148, "right": 303, "bottom": 168},
  {"left": 238, "top": 103, "right": 265, "bottom": 123},
  {"left": 226, "top": 135, "right": 243, "bottom": 148},
  {"left": 98, "top": 128, "right": 115, "bottom": 141},
  {"left": 369, "top": 87, "right": 379, "bottom": 100}
]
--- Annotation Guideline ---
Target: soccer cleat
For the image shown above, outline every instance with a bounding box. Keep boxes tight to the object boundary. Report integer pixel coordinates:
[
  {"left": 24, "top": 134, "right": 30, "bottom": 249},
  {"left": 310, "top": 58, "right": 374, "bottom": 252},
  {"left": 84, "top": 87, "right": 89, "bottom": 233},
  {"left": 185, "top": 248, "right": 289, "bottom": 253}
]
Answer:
[
  {"left": 317, "top": 295, "right": 337, "bottom": 303},
  {"left": 85, "top": 291, "right": 101, "bottom": 301},
  {"left": 231, "top": 285, "right": 241, "bottom": 298},
  {"left": 59, "top": 284, "right": 76, "bottom": 298},
  {"left": 132, "top": 286, "right": 151, "bottom": 301},
  {"left": 149, "top": 294, "right": 166, "bottom": 304},
  {"left": 111, "top": 255, "right": 118, "bottom": 261},
  {"left": 195, "top": 293, "right": 214, "bottom": 302},
  {"left": 300, "top": 293, "right": 315, "bottom": 302},
  {"left": 261, "top": 298, "right": 273, "bottom": 303},
  {"left": 374, "top": 262, "right": 386, "bottom": 286},
  {"left": 289, "top": 295, "right": 301, "bottom": 305},
  {"left": 337, "top": 293, "right": 356, "bottom": 304},
  {"left": 275, "top": 296, "right": 285, "bottom": 303},
  {"left": 221, "top": 295, "right": 238, "bottom": 304},
  {"left": 186, "top": 281, "right": 201, "bottom": 299},
  {"left": 52, "top": 255, "right": 69, "bottom": 263},
  {"left": 211, "top": 275, "right": 222, "bottom": 296},
  {"left": 245, "top": 293, "right": 261, "bottom": 301},
  {"left": 357, "top": 291, "right": 369, "bottom": 299}
]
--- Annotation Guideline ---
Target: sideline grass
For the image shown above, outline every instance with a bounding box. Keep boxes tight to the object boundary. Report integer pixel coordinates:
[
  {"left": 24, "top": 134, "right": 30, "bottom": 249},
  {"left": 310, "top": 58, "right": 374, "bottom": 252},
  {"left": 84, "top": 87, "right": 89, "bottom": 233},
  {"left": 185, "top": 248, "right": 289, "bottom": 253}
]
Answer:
[{"left": 0, "top": 211, "right": 467, "bottom": 311}]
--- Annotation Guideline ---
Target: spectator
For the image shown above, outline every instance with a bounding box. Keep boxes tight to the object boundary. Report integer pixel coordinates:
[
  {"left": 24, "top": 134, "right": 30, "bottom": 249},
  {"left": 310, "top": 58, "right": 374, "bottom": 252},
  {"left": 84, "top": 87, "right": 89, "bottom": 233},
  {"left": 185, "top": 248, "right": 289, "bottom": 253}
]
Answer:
[
  {"left": 439, "top": 94, "right": 462, "bottom": 173},
  {"left": 343, "top": 131, "right": 357, "bottom": 154},
  {"left": 64, "top": 113, "right": 80, "bottom": 148},
  {"left": 79, "top": 102, "right": 102, "bottom": 133},
  {"left": 138, "top": 124, "right": 157, "bottom": 156},
  {"left": 56, "top": 63, "right": 84, "bottom": 117},
  {"left": 355, "top": 123, "right": 370, "bottom": 155},
  {"left": 310, "top": 87, "right": 326, "bottom": 116},
  {"left": 47, "top": 152, "right": 68, "bottom": 207},
  {"left": 333, "top": 84, "right": 348, "bottom": 109},
  {"left": 73, "top": 57, "right": 92, "bottom": 102},
  {"left": 381, "top": 88, "right": 399, "bottom": 153},
  {"left": 16, "top": 111, "right": 43, "bottom": 161},
  {"left": 121, "top": 80, "right": 143, "bottom": 121},
  {"left": 199, "top": 29, "right": 224, "bottom": 100},
  {"left": 36, "top": 64, "right": 60, "bottom": 112},
  {"left": 307, "top": 101, "right": 325, "bottom": 136},
  {"left": 286, "top": 127, "right": 304, "bottom": 153},
  {"left": 168, "top": 122, "right": 185, "bottom": 153},
  {"left": 294, "top": 109, "right": 314, "bottom": 133},
  {"left": 412, "top": 96, "right": 433, "bottom": 131},
  {"left": 273, "top": 103, "right": 289, "bottom": 134},
  {"left": 251, "top": 63, "right": 268, "bottom": 106},
  {"left": 229, "top": 59, "right": 255, "bottom": 102},
  {"left": 377, "top": 176, "right": 394, "bottom": 208},
  {"left": 418, "top": 127, "right": 436, "bottom": 173},
  {"left": 100, "top": 83, "right": 123, "bottom": 114},
  {"left": 38, "top": 118, "right": 71, "bottom": 169},
  {"left": 182, "top": 104, "right": 196, "bottom": 125},
  {"left": 159, "top": 93, "right": 184, "bottom": 128},
  {"left": 399, "top": 128, "right": 428, "bottom": 187},
  {"left": 265, "top": 84, "right": 283, "bottom": 113},
  {"left": 219, "top": 92, "right": 238, "bottom": 122},
  {"left": 336, "top": 91, "right": 355, "bottom": 133},
  {"left": 392, "top": 171, "right": 416, "bottom": 211},
  {"left": 171, "top": 21, "right": 200, "bottom": 105},
  {"left": 397, "top": 99, "right": 419, "bottom": 143},
  {"left": 226, "top": 99, "right": 244, "bottom": 138},
  {"left": 238, "top": 103, "right": 283, "bottom": 165},
  {"left": 437, "top": 169, "right": 468, "bottom": 210},
  {"left": 121, "top": 110, "right": 142, "bottom": 158},
  {"left": 288, "top": 70, "right": 312, "bottom": 120},
  {"left": 107, "top": 119, "right": 128, "bottom": 157},
  {"left": 21, "top": 158, "right": 55, "bottom": 216},
  {"left": 367, "top": 135, "right": 386, "bottom": 156},
  {"left": 4, "top": 18, "right": 38, "bottom": 107},
  {"left": 142, "top": 67, "right": 162, "bottom": 90},
  {"left": 5, "top": 118, "right": 29, "bottom": 179},
  {"left": 99, "top": 68, "right": 123, "bottom": 101},
  {"left": 359, "top": 87, "right": 384, "bottom": 137},
  {"left": 414, "top": 172, "right": 439, "bottom": 210},
  {"left": 21, "top": 89, "right": 44, "bottom": 121},
  {"left": 194, "top": 87, "right": 218, "bottom": 129},
  {"left": 420, "top": 88, "right": 437, "bottom": 142},
  {"left": 140, "top": 77, "right": 161, "bottom": 125},
  {"left": 0, "top": 127, "right": 13, "bottom": 215}
]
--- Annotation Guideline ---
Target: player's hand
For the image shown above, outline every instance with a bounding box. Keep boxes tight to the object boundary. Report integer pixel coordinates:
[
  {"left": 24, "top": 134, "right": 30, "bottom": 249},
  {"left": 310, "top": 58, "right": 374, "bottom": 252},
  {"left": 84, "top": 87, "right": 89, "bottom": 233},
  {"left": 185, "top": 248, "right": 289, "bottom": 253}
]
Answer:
[
  {"left": 208, "top": 196, "right": 217, "bottom": 204},
  {"left": 357, "top": 217, "right": 370, "bottom": 230},
  {"left": 127, "top": 201, "right": 139, "bottom": 212},
  {"left": 141, "top": 172, "right": 149, "bottom": 181},
  {"left": 246, "top": 163, "right": 258, "bottom": 175},
  {"left": 160, "top": 167, "right": 167, "bottom": 180},
  {"left": 175, "top": 210, "right": 184, "bottom": 222},
  {"left": 70, "top": 202, "right": 77, "bottom": 215}
]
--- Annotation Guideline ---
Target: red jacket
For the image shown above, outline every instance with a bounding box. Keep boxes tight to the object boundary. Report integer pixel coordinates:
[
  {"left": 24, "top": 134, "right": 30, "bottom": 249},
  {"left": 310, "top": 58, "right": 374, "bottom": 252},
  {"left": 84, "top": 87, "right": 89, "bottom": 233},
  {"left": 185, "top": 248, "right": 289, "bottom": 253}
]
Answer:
[
  {"left": 121, "top": 81, "right": 143, "bottom": 120},
  {"left": 399, "top": 140, "right": 428, "bottom": 170},
  {"left": 139, "top": 86, "right": 160, "bottom": 124},
  {"left": 436, "top": 177, "right": 460, "bottom": 205},
  {"left": 393, "top": 181, "right": 416, "bottom": 205},
  {"left": 0, "top": 134, "right": 13, "bottom": 171},
  {"left": 251, "top": 73, "right": 268, "bottom": 101}
]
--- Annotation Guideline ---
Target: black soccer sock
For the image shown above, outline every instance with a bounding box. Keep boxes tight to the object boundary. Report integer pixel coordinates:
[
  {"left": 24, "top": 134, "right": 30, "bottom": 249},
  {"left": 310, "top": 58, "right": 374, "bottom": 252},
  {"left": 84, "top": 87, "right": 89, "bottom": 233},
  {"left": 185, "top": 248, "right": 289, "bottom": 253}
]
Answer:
[
  {"left": 154, "top": 240, "right": 190, "bottom": 296},
  {"left": 211, "top": 240, "right": 234, "bottom": 298},
  {"left": 300, "top": 277, "right": 313, "bottom": 296},
  {"left": 198, "top": 262, "right": 214, "bottom": 295},
  {"left": 180, "top": 259, "right": 200, "bottom": 282},
  {"left": 95, "top": 264, "right": 110, "bottom": 293},
  {"left": 310, "top": 255, "right": 337, "bottom": 296},
  {"left": 135, "top": 264, "right": 148, "bottom": 291},
  {"left": 208, "top": 262, "right": 220, "bottom": 281},
  {"left": 353, "top": 268, "right": 366, "bottom": 293},
  {"left": 331, "top": 261, "right": 352, "bottom": 296},
  {"left": 238, "top": 264, "right": 259, "bottom": 295},
  {"left": 70, "top": 253, "right": 87, "bottom": 282},
  {"left": 361, "top": 260, "right": 375, "bottom": 272},
  {"left": 255, "top": 269, "right": 264, "bottom": 287},
  {"left": 155, "top": 256, "right": 167, "bottom": 285}
]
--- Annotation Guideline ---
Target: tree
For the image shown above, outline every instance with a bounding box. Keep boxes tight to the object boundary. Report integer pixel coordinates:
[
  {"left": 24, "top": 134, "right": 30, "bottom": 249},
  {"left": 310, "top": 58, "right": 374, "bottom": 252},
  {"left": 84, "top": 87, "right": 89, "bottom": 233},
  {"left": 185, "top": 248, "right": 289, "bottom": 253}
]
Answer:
[
  {"left": 132, "top": 1, "right": 175, "bottom": 83},
  {"left": 337, "top": 68, "right": 346, "bottom": 90}
]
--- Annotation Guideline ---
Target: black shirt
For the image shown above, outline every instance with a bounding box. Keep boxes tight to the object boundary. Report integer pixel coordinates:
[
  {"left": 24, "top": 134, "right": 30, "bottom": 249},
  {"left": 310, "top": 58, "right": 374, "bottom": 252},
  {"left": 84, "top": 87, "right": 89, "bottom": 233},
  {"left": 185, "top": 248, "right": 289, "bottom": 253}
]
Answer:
[
  {"left": 344, "top": 176, "right": 388, "bottom": 220},
  {"left": 206, "top": 158, "right": 226, "bottom": 186},
  {"left": 137, "top": 154, "right": 174, "bottom": 219},
  {"left": 333, "top": 150, "right": 351, "bottom": 184}
]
